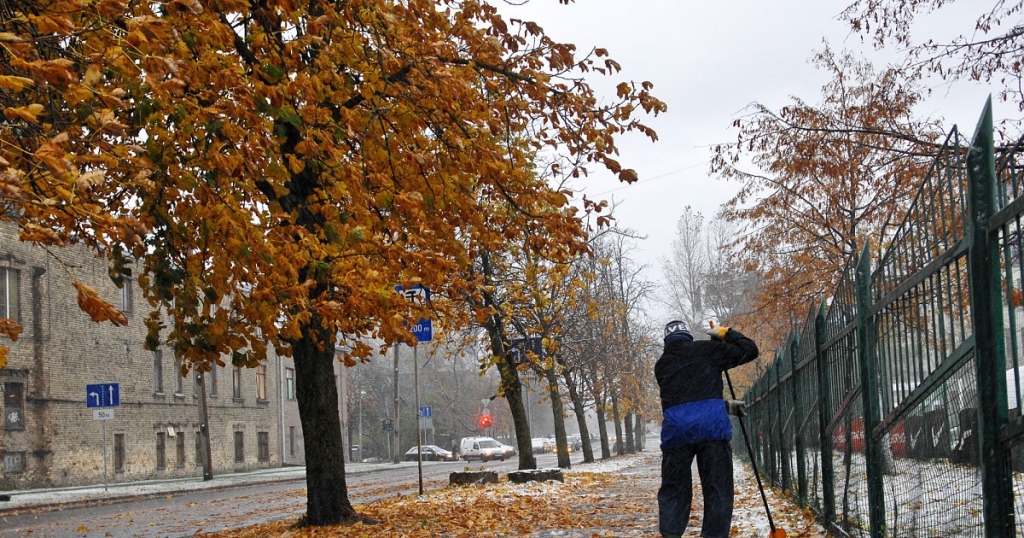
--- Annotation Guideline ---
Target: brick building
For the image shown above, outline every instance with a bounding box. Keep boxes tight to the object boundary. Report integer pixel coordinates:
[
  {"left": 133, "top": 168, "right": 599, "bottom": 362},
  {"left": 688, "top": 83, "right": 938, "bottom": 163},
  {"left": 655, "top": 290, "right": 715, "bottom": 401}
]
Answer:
[{"left": 0, "top": 222, "right": 289, "bottom": 489}]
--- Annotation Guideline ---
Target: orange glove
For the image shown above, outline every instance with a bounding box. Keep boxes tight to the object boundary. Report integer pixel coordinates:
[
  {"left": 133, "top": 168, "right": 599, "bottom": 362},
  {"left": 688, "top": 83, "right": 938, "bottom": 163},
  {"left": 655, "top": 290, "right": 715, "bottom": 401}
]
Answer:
[{"left": 705, "top": 321, "right": 729, "bottom": 340}]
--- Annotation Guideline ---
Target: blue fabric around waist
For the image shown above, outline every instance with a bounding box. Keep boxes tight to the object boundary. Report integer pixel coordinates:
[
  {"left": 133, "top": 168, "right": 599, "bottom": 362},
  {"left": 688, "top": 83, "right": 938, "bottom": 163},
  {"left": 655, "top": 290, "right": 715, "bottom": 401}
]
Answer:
[{"left": 661, "top": 398, "right": 732, "bottom": 449}]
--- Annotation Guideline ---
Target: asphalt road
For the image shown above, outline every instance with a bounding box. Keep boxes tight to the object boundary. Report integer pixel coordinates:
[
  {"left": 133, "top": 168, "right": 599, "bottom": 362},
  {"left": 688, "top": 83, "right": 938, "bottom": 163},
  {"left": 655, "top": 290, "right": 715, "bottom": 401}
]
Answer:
[{"left": 0, "top": 452, "right": 572, "bottom": 538}]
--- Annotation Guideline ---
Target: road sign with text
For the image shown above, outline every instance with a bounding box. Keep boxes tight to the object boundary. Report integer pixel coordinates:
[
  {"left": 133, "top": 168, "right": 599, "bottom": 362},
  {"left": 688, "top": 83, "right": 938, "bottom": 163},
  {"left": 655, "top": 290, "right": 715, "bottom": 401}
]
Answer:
[{"left": 395, "top": 285, "right": 433, "bottom": 342}]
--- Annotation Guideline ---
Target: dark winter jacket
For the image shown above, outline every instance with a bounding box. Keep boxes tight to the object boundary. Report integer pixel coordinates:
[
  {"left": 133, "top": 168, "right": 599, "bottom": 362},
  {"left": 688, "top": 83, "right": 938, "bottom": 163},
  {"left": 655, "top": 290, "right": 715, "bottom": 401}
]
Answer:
[{"left": 655, "top": 328, "right": 758, "bottom": 449}]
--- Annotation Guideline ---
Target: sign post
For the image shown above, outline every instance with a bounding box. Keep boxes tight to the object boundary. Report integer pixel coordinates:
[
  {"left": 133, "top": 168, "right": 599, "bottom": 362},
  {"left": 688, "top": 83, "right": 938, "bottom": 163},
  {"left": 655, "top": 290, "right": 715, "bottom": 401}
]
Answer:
[
  {"left": 395, "top": 285, "right": 433, "bottom": 494},
  {"left": 87, "top": 382, "right": 120, "bottom": 491}
]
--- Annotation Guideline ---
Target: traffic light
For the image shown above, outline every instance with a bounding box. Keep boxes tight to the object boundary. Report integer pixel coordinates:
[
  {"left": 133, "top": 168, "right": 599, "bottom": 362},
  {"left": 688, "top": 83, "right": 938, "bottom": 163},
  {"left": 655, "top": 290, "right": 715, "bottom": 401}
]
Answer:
[{"left": 478, "top": 410, "right": 493, "bottom": 429}]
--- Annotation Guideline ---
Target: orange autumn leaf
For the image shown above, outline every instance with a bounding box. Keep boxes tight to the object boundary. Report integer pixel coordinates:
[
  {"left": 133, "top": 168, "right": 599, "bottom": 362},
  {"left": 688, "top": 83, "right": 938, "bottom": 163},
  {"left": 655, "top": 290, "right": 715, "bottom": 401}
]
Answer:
[
  {"left": 0, "top": 317, "right": 22, "bottom": 342},
  {"left": 72, "top": 281, "right": 128, "bottom": 326}
]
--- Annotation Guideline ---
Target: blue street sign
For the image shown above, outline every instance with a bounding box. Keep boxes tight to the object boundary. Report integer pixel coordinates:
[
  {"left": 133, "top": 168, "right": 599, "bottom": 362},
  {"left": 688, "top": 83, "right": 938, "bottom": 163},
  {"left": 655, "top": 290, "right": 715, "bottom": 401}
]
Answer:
[
  {"left": 395, "top": 285, "right": 433, "bottom": 342},
  {"left": 395, "top": 284, "right": 430, "bottom": 302},
  {"left": 86, "top": 383, "right": 120, "bottom": 408},
  {"left": 411, "top": 318, "right": 432, "bottom": 342},
  {"left": 510, "top": 337, "right": 543, "bottom": 364},
  {"left": 419, "top": 405, "right": 432, "bottom": 418}
]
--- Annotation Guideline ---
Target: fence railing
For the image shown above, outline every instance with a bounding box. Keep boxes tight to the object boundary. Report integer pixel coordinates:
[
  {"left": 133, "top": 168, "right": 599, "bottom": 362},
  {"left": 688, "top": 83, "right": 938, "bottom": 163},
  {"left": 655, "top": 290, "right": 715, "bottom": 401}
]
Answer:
[{"left": 740, "top": 99, "right": 1024, "bottom": 537}]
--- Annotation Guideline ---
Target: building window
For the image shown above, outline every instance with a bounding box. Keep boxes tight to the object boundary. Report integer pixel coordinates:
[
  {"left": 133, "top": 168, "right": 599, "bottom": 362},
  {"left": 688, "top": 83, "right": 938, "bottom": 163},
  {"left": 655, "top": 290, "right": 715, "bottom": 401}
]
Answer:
[
  {"left": 122, "top": 277, "right": 133, "bottom": 315},
  {"left": 174, "top": 356, "right": 184, "bottom": 395},
  {"left": 289, "top": 426, "right": 296, "bottom": 457},
  {"left": 0, "top": 267, "right": 19, "bottom": 322},
  {"left": 232, "top": 367, "right": 242, "bottom": 400},
  {"left": 257, "top": 432, "right": 269, "bottom": 462},
  {"left": 234, "top": 431, "right": 244, "bottom": 463},
  {"left": 255, "top": 365, "right": 267, "bottom": 401},
  {"left": 209, "top": 365, "right": 218, "bottom": 397},
  {"left": 4, "top": 382, "right": 24, "bottom": 431},
  {"left": 175, "top": 431, "right": 185, "bottom": 468},
  {"left": 153, "top": 350, "right": 164, "bottom": 394},
  {"left": 114, "top": 434, "right": 125, "bottom": 472},
  {"left": 2, "top": 451, "right": 25, "bottom": 473},
  {"left": 156, "top": 432, "right": 166, "bottom": 470},
  {"left": 285, "top": 368, "right": 295, "bottom": 400},
  {"left": 194, "top": 431, "right": 203, "bottom": 466}
]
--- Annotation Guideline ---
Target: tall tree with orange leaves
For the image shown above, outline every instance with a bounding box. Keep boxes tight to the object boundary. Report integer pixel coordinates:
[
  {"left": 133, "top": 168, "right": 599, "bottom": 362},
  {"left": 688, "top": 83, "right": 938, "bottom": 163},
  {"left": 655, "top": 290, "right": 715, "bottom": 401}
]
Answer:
[
  {"left": 0, "top": 0, "right": 663, "bottom": 526},
  {"left": 710, "top": 46, "right": 941, "bottom": 347}
]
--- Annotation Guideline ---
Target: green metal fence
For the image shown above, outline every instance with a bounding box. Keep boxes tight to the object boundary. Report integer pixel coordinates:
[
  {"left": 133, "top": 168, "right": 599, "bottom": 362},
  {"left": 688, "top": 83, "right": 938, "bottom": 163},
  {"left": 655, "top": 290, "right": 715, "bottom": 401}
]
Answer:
[{"left": 739, "top": 100, "right": 1022, "bottom": 537}]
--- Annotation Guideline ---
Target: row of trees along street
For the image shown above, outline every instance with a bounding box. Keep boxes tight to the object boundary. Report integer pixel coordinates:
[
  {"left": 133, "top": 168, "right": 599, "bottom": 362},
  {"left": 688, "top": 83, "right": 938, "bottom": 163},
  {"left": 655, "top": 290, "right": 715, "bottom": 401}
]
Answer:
[
  {"left": 345, "top": 226, "right": 658, "bottom": 469},
  {"left": 0, "top": 0, "right": 664, "bottom": 528}
]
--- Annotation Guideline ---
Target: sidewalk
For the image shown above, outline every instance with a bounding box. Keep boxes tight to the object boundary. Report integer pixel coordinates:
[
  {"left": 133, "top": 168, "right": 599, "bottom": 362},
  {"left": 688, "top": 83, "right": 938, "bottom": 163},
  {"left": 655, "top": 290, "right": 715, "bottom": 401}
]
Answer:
[{"left": 0, "top": 460, "right": 409, "bottom": 517}]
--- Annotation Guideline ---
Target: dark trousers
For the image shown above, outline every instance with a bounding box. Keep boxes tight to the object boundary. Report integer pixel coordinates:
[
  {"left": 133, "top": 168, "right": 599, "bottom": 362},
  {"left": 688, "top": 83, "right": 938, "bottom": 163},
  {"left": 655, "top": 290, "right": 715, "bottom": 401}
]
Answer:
[{"left": 658, "top": 439, "right": 734, "bottom": 538}]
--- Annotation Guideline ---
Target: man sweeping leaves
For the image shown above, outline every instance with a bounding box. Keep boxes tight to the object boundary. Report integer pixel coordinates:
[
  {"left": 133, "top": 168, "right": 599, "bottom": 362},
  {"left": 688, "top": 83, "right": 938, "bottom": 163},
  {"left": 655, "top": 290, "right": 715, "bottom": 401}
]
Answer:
[{"left": 655, "top": 320, "right": 758, "bottom": 538}]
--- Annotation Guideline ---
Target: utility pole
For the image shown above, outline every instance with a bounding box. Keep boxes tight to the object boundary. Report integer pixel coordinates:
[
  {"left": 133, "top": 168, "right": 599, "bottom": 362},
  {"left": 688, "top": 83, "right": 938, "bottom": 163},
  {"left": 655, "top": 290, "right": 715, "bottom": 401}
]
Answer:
[
  {"left": 393, "top": 345, "right": 400, "bottom": 463},
  {"left": 196, "top": 370, "right": 213, "bottom": 480}
]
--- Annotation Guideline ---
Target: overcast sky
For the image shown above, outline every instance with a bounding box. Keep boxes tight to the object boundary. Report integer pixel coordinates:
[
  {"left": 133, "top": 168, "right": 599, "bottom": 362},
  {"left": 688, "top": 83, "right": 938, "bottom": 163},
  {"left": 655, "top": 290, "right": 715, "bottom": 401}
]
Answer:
[{"left": 496, "top": 0, "right": 1016, "bottom": 322}]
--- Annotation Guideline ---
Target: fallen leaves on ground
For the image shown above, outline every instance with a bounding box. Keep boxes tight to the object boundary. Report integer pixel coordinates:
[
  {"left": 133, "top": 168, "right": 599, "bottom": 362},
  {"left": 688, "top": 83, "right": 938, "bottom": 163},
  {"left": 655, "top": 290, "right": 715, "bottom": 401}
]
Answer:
[
  {"left": 198, "top": 452, "right": 827, "bottom": 538},
  {"left": 200, "top": 472, "right": 627, "bottom": 537}
]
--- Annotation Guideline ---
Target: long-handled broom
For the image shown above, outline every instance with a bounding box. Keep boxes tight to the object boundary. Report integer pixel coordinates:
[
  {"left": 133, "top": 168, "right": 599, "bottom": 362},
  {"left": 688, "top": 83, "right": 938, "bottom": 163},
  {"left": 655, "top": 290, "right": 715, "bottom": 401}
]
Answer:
[{"left": 724, "top": 355, "right": 787, "bottom": 538}]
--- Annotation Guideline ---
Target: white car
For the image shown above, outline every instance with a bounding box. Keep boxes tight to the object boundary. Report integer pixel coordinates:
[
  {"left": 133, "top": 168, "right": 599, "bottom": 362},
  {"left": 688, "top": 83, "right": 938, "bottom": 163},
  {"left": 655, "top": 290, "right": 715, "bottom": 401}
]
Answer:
[
  {"left": 459, "top": 437, "right": 506, "bottom": 462},
  {"left": 497, "top": 441, "right": 517, "bottom": 458},
  {"left": 531, "top": 437, "right": 548, "bottom": 453}
]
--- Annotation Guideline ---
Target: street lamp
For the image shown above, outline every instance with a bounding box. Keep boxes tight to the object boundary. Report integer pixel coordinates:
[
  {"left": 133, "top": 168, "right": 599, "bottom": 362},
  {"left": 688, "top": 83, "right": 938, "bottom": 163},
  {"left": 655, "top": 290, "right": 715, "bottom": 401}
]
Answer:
[{"left": 357, "top": 389, "right": 365, "bottom": 462}]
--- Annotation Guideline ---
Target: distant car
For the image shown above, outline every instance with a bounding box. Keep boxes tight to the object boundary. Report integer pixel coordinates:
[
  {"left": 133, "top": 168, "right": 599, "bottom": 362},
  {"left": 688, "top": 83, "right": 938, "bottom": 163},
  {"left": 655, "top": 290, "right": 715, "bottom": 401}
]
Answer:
[
  {"left": 459, "top": 437, "right": 506, "bottom": 462},
  {"left": 404, "top": 444, "right": 457, "bottom": 462},
  {"left": 531, "top": 437, "right": 548, "bottom": 453},
  {"left": 497, "top": 441, "right": 517, "bottom": 458}
]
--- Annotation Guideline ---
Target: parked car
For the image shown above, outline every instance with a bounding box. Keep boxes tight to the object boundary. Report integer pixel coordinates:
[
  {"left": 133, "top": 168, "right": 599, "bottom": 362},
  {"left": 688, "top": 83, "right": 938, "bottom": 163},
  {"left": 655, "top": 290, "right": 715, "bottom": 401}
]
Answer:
[
  {"left": 459, "top": 436, "right": 506, "bottom": 462},
  {"left": 404, "top": 444, "right": 457, "bottom": 462}
]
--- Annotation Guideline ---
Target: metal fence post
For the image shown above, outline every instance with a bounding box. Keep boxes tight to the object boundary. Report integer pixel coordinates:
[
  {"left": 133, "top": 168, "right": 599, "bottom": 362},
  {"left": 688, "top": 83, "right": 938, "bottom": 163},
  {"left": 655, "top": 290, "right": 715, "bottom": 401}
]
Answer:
[
  {"left": 780, "top": 342, "right": 792, "bottom": 493},
  {"left": 966, "top": 97, "right": 1015, "bottom": 537},
  {"left": 791, "top": 335, "right": 807, "bottom": 506},
  {"left": 770, "top": 361, "right": 780, "bottom": 485},
  {"left": 814, "top": 301, "right": 836, "bottom": 524},
  {"left": 855, "top": 244, "right": 887, "bottom": 538}
]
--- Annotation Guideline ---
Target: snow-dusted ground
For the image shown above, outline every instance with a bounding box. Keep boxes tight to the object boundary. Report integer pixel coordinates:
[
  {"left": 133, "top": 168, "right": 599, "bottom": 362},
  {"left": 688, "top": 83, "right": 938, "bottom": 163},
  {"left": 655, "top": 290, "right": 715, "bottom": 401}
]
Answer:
[{"left": 766, "top": 446, "right": 1024, "bottom": 536}]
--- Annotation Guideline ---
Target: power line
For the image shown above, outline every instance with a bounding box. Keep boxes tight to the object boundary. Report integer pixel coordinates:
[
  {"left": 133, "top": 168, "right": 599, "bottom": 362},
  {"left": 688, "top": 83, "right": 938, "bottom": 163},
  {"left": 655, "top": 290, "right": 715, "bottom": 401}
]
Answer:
[{"left": 586, "top": 161, "right": 708, "bottom": 198}]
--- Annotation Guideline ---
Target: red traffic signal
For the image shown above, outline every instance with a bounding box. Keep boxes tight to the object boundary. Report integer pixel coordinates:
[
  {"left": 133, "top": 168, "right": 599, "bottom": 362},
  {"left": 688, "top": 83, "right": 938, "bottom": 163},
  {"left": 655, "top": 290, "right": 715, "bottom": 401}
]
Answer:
[{"left": 478, "top": 412, "right": 493, "bottom": 429}]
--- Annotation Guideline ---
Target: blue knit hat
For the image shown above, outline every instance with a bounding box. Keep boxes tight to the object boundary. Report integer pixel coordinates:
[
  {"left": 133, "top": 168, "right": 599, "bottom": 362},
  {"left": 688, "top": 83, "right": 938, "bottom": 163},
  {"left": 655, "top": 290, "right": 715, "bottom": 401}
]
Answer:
[{"left": 664, "top": 320, "right": 692, "bottom": 341}]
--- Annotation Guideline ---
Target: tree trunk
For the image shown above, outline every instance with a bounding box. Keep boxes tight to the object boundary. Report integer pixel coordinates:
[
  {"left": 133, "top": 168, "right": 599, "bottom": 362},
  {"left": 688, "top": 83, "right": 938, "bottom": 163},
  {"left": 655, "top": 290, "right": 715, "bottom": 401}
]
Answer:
[
  {"left": 611, "top": 390, "right": 623, "bottom": 456},
  {"left": 292, "top": 319, "right": 365, "bottom": 526},
  {"left": 595, "top": 391, "right": 611, "bottom": 459},
  {"left": 634, "top": 412, "right": 644, "bottom": 451},
  {"left": 624, "top": 411, "right": 635, "bottom": 454},
  {"left": 562, "top": 368, "right": 594, "bottom": 464},
  {"left": 546, "top": 368, "right": 571, "bottom": 469},
  {"left": 486, "top": 319, "right": 536, "bottom": 470}
]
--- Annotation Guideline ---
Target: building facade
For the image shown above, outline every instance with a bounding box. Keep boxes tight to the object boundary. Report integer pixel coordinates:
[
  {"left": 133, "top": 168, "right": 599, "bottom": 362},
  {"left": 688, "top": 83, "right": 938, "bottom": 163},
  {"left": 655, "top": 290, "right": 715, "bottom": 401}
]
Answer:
[{"left": 0, "top": 223, "right": 285, "bottom": 489}]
